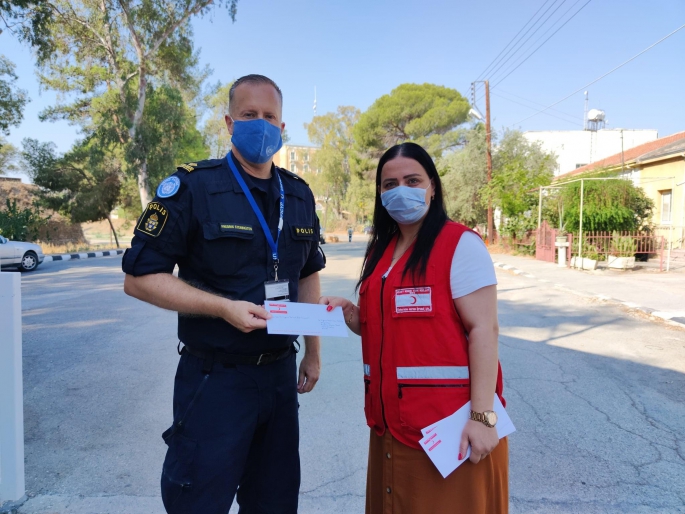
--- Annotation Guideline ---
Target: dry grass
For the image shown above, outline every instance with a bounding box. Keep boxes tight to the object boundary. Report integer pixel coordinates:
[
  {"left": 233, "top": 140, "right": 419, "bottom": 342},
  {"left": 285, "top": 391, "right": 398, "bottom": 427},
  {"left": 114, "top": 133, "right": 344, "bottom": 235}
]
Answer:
[{"left": 39, "top": 242, "right": 124, "bottom": 255}]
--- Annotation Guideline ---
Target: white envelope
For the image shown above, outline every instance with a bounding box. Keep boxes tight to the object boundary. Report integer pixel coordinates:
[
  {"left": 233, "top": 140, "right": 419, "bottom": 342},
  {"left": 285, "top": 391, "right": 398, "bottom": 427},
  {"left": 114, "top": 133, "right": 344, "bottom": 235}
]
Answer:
[
  {"left": 419, "top": 394, "right": 515, "bottom": 478},
  {"left": 265, "top": 301, "right": 349, "bottom": 337}
]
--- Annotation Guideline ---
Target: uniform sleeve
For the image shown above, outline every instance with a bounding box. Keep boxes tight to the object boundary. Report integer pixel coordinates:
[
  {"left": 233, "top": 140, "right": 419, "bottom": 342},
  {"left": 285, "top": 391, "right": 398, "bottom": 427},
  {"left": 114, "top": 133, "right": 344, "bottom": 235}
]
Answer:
[
  {"left": 122, "top": 178, "right": 193, "bottom": 277},
  {"left": 299, "top": 192, "right": 326, "bottom": 279},
  {"left": 450, "top": 231, "right": 497, "bottom": 299}
]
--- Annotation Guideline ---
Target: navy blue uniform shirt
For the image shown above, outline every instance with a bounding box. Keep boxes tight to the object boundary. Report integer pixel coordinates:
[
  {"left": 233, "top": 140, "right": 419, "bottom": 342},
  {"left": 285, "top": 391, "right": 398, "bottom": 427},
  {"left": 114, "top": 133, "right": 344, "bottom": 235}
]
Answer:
[{"left": 122, "top": 154, "right": 325, "bottom": 355}]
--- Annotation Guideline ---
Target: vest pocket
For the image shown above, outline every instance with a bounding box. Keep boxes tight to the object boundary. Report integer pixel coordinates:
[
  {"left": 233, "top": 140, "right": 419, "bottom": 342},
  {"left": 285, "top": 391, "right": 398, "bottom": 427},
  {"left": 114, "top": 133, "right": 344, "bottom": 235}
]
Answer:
[
  {"left": 397, "top": 383, "right": 470, "bottom": 434},
  {"left": 364, "top": 378, "right": 376, "bottom": 428}
]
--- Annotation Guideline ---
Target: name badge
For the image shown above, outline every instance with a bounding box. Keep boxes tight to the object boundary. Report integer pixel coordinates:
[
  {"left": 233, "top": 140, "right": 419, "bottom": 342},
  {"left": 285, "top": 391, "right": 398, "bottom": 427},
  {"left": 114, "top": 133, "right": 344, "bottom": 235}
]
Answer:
[
  {"left": 265, "top": 280, "right": 290, "bottom": 302},
  {"left": 395, "top": 287, "right": 432, "bottom": 313}
]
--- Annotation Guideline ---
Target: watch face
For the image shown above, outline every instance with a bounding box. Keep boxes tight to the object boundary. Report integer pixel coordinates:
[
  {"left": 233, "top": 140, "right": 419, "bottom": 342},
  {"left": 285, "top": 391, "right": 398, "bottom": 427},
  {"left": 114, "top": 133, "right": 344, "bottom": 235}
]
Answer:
[{"left": 485, "top": 411, "right": 498, "bottom": 426}]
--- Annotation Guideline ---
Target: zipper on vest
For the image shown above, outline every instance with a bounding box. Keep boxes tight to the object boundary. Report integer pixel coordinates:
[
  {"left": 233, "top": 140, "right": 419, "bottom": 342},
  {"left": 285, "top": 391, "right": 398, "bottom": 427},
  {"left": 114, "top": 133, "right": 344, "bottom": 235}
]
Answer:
[
  {"left": 379, "top": 275, "right": 388, "bottom": 427},
  {"left": 398, "top": 383, "right": 469, "bottom": 399},
  {"left": 364, "top": 378, "right": 370, "bottom": 394}
]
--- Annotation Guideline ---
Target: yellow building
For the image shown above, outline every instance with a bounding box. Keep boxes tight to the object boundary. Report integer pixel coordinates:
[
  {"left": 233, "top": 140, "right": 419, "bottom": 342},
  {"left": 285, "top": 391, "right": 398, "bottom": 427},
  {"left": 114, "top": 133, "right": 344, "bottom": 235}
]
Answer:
[
  {"left": 273, "top": 144, "right": 319, "bottom": 176},
  {"left": 631, "top": 139, "right": 685, "bottom": 249},
  {"left": 556, "top": 131, "right": 685, "bottom": 249}
]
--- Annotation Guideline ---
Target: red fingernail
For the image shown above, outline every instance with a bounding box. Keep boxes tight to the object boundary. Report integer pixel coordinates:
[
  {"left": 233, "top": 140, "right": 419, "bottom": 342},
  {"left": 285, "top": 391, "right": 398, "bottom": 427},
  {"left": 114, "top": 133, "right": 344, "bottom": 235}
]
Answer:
[
  {"left": 326, "top": 305, "right": 332, "bottom": 311},
  {"left": 458, "top": 453, "right": 462, "bottom": 460}
]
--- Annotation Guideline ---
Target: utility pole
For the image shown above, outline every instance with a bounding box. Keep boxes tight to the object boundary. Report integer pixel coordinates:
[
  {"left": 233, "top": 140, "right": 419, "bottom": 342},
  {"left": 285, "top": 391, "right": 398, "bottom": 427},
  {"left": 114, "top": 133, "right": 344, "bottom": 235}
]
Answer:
[{"left": 485, "top": 80, "right": 494, "bottom": 245}]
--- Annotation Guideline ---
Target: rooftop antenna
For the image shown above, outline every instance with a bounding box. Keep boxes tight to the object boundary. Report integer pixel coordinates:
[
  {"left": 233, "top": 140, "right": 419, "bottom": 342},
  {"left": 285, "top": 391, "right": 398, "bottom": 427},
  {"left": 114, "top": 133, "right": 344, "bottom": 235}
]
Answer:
[
  {"left": 313, "top": 86, "right": 317, "bottom": 117},
  {"left": 583, "top": 91, "right": 589, "bottom": 130}
]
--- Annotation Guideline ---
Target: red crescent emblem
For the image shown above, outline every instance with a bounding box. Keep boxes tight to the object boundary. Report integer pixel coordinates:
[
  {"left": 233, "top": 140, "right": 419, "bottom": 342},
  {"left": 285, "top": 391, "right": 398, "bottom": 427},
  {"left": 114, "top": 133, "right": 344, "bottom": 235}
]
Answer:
[{"left": 410, "top": 296, "right": 417, "bottom": 305}]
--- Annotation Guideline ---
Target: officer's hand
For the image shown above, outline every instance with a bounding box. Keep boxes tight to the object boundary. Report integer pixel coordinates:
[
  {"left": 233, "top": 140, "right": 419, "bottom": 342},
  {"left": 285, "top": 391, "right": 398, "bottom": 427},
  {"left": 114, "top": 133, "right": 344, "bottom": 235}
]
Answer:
[
  {"left": 223, "top": 300, "right": 271, "bottom": 333},
  {"left": 460, "top": 419, "right": 499, "bottom": 464},
  {"left": 298, "top": 350, "right": 321, "bottom": 394}
]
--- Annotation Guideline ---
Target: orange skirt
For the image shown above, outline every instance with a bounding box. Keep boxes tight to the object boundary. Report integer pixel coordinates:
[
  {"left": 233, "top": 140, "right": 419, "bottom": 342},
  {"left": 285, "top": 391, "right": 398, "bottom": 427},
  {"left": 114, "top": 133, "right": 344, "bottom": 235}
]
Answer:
[{"left": 366, "top": 430, "right": 509, "bottom": 514}]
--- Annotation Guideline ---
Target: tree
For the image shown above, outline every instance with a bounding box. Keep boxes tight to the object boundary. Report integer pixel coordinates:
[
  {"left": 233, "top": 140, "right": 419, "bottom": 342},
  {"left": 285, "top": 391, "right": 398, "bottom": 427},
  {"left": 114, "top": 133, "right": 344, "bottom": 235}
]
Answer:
[
  {"left": 441, "top": 125, "right": 488, "bottom": 226},
  {"left": 0, "top": 137, "right": 19, "bottom": 175},
  {"left": 486, "top": 130, "right": 556, "bottom": 217},
  {"left": 304, "top": 106, "right": 360, "bottom": 225},
  {"left": 0, "top": 0, "right": 53, "bottom": 58},
  {"left": 29, "top": 0, "right": 238, "bottom": 208},
  {"left": 0, "top": 55, "right": 28, "bottom": 135},
  {"left": 559, "top": 178, "right": 654, "bottom": 233},
  {"left": 202, "top": 81, "right": 232, "bottom": 159},
  {"left": 354, "top": 83, "right": 470, "bottom": 159},
  {"left": 22, "top": 137, "right": 123, "bottom": 246}
]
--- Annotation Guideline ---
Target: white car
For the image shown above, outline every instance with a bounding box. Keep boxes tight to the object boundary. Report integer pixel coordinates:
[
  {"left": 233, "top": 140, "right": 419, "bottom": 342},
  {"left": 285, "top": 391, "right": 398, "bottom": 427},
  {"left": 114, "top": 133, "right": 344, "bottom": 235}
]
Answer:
[{"left": 0, "top": 235, "right": 45, "bottom": 272}]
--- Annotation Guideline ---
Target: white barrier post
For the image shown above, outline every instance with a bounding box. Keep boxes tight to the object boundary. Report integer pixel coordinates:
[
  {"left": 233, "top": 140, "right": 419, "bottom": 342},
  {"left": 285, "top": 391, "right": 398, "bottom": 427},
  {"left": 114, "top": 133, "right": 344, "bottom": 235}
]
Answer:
[{"left": 0, "top": 272, "right": 26, "bottom": 510}]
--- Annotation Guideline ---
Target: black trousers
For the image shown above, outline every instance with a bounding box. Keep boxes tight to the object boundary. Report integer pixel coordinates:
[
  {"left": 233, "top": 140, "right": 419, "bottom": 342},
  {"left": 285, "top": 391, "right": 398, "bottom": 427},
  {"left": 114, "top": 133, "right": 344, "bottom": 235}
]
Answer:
[{"left": 161, "top": 350, "right": 300, "bottom": 514}]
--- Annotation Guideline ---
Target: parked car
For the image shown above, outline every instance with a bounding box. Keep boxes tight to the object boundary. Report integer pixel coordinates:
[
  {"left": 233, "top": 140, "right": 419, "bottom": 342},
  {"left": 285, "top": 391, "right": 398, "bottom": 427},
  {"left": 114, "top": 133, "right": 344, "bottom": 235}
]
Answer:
[
  {"left": 0, "top": 235, "right": 45, "bottom": 272},
  {"left": 319, "top": 228, "right": 326, "bottom": 244}
]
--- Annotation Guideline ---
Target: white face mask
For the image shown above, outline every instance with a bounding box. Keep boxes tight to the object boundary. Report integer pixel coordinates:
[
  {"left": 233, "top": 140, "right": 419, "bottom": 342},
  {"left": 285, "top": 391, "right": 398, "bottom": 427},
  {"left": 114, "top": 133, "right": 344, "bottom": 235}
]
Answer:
[{"left": 380, "top": 186, "right": 429, "bottom": 224}]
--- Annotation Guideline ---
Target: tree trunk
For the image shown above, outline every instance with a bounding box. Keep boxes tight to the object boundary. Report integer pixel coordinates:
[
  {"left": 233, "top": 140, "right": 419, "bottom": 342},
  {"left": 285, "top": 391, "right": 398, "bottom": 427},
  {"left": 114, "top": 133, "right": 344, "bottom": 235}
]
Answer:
[
  {"left": 138, "top": 160, "right": 151, "bottom": 208},
  {"left": 107, "top": 215, "right": 120, "bottom": 248}
]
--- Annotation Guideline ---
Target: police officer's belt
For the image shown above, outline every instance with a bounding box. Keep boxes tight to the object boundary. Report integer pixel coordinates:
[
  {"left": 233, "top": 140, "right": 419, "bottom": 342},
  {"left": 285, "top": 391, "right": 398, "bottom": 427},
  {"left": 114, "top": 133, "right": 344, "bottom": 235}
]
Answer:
[{"left": 181, "top": 343, "right": 293, "bottom": 366}]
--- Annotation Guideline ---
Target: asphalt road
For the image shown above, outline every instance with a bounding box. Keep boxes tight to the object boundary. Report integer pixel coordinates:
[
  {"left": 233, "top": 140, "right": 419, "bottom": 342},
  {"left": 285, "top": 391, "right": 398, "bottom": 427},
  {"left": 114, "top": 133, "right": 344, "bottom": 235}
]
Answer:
[{"left": 11, "top": 242, "right": 685, "bottom": 513}]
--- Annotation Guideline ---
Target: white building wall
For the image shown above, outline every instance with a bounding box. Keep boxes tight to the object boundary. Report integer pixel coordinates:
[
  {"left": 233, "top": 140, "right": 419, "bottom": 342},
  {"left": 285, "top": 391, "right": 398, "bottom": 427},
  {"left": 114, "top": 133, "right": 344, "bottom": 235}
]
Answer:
[{"left": 523, "top": 129, "right": 658, "bottom": 176}]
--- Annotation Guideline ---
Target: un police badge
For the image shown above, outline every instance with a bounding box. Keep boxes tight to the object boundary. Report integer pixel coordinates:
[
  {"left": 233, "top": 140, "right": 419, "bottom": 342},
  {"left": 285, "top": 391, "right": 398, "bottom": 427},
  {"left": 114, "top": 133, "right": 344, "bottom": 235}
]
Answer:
[{"left": 157, "top": 176, "right": 181, "bottom": 198}]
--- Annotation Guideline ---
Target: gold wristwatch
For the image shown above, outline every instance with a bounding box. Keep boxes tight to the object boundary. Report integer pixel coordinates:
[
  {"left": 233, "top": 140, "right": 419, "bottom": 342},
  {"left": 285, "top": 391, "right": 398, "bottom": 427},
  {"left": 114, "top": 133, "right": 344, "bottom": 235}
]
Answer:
[{"left": 470, "top": 410, "right": 498, "bottom": 428}]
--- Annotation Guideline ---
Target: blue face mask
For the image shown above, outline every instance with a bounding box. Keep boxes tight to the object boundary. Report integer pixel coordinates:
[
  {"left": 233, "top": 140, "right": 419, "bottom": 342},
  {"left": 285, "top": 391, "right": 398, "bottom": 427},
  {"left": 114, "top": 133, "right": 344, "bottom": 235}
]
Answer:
[
  {"left": 380, "top": 186, "right": 430, "bottom": 224},
  {"left": 230, "top": 118, "right": 283, "bottom": 164}
]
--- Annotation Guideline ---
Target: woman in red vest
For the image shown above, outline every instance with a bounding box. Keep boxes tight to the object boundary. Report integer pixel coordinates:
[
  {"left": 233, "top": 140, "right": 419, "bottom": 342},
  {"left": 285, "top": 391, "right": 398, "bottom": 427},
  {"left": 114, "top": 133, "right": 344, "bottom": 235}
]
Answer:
[{"left": 321, "top": 142, "right": 508, "bottom": 513}]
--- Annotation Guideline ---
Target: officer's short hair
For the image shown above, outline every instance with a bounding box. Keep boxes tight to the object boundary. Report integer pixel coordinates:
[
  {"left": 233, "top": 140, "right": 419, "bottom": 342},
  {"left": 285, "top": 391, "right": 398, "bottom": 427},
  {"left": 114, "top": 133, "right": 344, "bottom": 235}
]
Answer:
[{"left": 229, "top": 75, "right": 283, "bottom": 113}]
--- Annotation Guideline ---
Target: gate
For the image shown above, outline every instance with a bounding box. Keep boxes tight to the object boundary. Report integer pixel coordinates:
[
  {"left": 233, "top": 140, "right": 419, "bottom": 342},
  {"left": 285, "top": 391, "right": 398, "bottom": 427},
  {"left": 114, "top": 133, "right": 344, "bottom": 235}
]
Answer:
[{"left": 535, "top": 221, "right": 556, "bottom": 263}]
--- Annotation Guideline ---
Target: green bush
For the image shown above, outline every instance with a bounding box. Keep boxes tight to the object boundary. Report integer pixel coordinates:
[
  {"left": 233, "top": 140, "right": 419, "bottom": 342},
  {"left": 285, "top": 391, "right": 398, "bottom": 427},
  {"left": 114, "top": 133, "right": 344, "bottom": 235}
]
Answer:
[{"left": 0, "top": 199, "right": 51, "bottom": 241}]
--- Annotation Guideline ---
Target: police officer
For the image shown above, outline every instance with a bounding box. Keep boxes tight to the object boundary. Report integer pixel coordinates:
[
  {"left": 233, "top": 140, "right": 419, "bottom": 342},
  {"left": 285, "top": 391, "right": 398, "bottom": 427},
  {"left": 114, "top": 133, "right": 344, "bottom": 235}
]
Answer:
[{"left": 122, "top": 74, "right": 325, "bottom": 514}]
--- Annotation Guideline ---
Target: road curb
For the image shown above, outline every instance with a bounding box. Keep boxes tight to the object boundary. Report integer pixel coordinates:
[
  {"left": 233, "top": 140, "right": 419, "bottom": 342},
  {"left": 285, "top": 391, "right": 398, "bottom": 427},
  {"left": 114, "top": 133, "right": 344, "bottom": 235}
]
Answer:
[
  {"left": 44, "top": 249, "right": 125, "bottom": 263},
  {"left": 492, "top": 260, "right": 685, "bottom": 329}
]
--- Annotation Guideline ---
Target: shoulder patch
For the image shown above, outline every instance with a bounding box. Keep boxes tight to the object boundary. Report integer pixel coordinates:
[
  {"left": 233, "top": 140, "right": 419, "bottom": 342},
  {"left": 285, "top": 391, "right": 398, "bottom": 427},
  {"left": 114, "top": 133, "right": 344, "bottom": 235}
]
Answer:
[
  {"left": 136, "top": 201, "right": 169, "bottom": 237},
  {"left": 278, "top": 167, "right": 308, "bottom": 185},
  {"left": 176, "top": 159, "right": 225, "bottom": 174},
  {"left": 156, "top": 176, "right": 181, "bottom": 198}
]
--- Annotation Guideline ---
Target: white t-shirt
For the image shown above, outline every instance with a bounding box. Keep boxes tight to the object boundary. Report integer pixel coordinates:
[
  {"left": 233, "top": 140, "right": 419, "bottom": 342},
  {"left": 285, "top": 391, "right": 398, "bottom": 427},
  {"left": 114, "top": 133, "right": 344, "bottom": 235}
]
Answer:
[
  {"left": 381, "top": 231, "right": 497, "bottom": 298},
  {"left": 450, "top": 231, "right": 497, "bottom": 299}
]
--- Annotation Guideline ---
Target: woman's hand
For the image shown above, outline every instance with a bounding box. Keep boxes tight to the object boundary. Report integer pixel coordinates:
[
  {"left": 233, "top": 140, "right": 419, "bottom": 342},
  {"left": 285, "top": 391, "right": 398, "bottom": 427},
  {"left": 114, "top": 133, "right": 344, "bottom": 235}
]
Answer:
[
  {"left": 459, "top": 419, "right": 499, "bottom": 464},
  {"left": 319, "top": 296, "right": 362, "bottom": 336}
]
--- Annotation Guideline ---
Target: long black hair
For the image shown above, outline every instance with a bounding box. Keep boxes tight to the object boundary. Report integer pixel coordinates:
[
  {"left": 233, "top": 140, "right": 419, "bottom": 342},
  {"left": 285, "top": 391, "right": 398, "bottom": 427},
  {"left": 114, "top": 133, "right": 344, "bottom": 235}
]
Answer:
[{"left": 357, "top": 142, "right": 448, "bottom": 291}]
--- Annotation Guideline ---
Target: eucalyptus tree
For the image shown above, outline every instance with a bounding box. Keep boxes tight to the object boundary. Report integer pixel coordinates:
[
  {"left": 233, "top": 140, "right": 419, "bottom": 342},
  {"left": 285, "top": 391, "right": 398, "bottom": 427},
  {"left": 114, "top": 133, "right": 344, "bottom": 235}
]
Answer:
[{"left": 30, "top": 0, "right": 238, "bottom": 208}]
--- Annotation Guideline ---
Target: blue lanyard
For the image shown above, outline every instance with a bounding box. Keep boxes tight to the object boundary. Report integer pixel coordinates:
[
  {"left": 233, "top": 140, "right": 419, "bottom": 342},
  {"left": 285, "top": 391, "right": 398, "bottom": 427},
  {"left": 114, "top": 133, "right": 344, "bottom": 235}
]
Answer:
[{"left": 227, "top": 152, "right": 285, "bottom": 274}]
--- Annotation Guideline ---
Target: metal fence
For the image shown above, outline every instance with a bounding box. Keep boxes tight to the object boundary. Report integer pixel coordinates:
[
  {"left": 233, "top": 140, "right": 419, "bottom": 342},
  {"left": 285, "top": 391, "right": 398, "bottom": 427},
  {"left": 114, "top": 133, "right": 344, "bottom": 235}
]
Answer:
[{"left": 571, "top": 231, "right": 666, "bottom": 271}]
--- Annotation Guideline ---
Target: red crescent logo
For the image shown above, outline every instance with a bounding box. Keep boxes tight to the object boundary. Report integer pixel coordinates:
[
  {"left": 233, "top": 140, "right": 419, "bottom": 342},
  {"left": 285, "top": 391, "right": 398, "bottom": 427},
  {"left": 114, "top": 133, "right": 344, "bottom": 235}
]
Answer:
[{"left": 410, "top": 296, "right": 417, "bottom": 305}]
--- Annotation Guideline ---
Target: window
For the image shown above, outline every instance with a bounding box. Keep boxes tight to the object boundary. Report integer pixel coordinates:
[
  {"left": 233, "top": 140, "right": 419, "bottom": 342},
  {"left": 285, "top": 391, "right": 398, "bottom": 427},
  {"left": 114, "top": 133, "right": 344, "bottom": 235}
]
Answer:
[
  {"left": 290, "top": 151, "right": 296, "bottom": 161},
  {"left": 304, "top": 153, "right": 309, "bottom": 161},
  {"left": 304, "top": 164, "right": 309, "bottom": 173},
  {"left": 575, "top": 163, "right": 588, "bottom": 169},
  {"left": 660, "top": 190, "right": 672, "bottom": 224},
  {"left": 290, "top": 163, "right": 297, "bottom": 173}
]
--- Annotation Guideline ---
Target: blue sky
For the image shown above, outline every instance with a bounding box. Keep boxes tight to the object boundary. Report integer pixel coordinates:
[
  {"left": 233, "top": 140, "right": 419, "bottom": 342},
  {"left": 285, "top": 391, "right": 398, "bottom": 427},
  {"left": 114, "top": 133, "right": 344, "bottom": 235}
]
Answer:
[{"left": 2, "top": 0, "right": 685, "bottom": 179}]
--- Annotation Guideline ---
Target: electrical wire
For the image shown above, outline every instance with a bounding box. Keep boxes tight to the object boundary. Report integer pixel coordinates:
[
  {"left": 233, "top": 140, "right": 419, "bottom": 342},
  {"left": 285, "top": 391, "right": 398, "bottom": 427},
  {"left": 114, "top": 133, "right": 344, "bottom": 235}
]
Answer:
[
  {"left": 491, "top": 92, "right": 581, "bottom": 126},
  {"left": 476, "top": 0, "right": 555, "bottom": 81},
  {"left": 496, "top": 88, "right": 583, "bottom": 120},
  {"left": 486, "top": 0, "right": 571, "bottom": 84},
  {"left": 510, "top": 23, "right": 685, "bottom": 127},
  {"left": 490, "top": 0, "right": 593, "bottom": 88}
]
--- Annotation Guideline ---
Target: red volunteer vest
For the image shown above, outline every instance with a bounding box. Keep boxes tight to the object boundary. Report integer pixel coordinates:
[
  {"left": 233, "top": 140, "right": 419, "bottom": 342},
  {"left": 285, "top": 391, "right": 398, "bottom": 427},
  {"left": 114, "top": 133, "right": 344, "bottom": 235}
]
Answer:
[{"left": 359, "top": 222, "right": 504, "bottom": 449}]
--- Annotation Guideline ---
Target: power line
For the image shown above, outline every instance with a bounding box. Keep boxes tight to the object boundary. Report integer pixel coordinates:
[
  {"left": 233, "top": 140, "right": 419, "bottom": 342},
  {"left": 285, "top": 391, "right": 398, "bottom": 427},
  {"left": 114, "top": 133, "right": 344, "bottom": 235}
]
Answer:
[
  {"left": 510, "top": 23, "right": 685, "bottom": 127},
  {"left": 476, "top": 0, "right": 556, "bottom": 81},
  {"left": 486, "top": 0, "right": 571, "bottom": 83},
  {"left": 490, "top": 0, "right": 593, "bottom": 88},
  {"left": 491, "top": 92, "right": 581, "bottom": 126},
  {"left": 496, "top": 88, "right": 582, "bottom": 120}
]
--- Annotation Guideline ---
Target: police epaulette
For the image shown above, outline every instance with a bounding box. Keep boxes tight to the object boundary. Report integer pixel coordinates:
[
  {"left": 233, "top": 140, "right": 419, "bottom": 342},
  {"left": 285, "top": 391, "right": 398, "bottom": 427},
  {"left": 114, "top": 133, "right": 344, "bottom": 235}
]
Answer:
[
  {"left": 176, "top": 159, "right": 224, "bottom": 173},
  {"left": 279, "top": 167, "right": 308, "bottom": 185}
]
